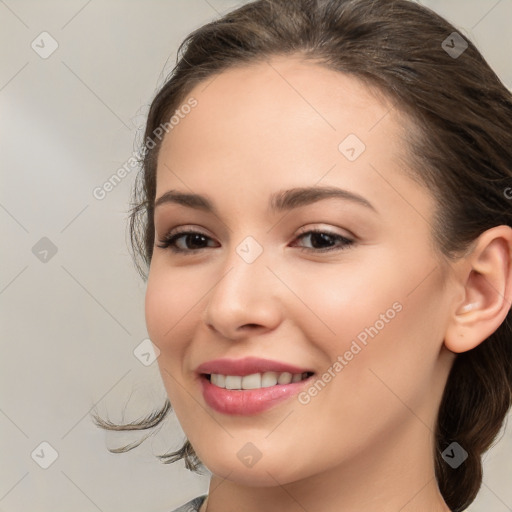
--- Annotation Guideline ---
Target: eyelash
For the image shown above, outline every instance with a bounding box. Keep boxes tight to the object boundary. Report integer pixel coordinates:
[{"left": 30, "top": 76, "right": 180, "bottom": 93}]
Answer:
[{"left": 156, "top": 228, "right": 355, "bottom": 254}]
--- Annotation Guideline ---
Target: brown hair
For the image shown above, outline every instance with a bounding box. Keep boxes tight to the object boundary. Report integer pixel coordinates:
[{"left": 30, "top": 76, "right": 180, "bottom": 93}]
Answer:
[{"left": 92, "top": 1, "right": 512, "bottom": 510}]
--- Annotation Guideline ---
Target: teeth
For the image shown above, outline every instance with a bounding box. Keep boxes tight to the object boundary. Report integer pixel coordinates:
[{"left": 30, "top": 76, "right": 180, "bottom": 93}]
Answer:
[
  {"left": 241, "top": 373, "right": 261, "bottom": 389},
  {"left": 277, "top": 372, "right": 292, "bottom": 384},
  {"left": 292, "top": 373, "right": 303, "bottom": 383},
  {"left": 261, "top": 371, "right": 278, "bottom": 387},
  {"left": 210, "top": 374, "right": 225, "bottom": 387},
  {"left": 225, "top": 375, "right": 242, "bottom": 389},
  {"left": 209, "top": 371, "right": 310, "bottom": 390}
]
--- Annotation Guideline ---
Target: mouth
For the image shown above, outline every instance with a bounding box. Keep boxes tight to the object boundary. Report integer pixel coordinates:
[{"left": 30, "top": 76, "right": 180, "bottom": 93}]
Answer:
[
  {"left": 196, "top": 358, "right": 316, "bottom": 415},
  {"left": 202, "top": 371, "right": 315, "bottom": 390},
  {"left": 196, "top": 357, "right": 316, "bottom": 415}
]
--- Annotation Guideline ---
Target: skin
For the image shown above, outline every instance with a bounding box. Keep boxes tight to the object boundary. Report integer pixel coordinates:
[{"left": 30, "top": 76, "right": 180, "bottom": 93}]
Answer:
[{"left": 145, "top": 56, "right": 512, "bottom": 512}]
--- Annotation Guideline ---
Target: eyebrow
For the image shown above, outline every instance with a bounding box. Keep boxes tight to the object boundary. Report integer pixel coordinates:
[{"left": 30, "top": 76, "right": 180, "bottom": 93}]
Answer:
[{"left": 154, "top": 186, "right": 378, "bottom": 215}]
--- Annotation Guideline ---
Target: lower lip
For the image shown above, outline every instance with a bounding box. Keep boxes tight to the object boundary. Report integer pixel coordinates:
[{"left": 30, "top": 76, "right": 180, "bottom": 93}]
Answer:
[{"left": 200, "top": 375, "right": 313, "bottom": 415}]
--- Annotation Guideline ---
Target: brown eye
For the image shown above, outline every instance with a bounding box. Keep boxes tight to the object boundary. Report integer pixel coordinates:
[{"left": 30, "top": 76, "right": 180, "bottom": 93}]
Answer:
[
  {"left": 156, "top": 230, "right": 218, "bottom": 253},
  {"left": 292, "top": 230, "right": 355, "bottom": 252}
]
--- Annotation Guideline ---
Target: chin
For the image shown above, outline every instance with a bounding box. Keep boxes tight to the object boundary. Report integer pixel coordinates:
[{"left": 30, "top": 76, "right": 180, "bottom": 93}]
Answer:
[
  {"left": 195, "top": 446, "right": 311, "bottom": 487},
  {"left": 209, "top": 462, "right": 294, "bottom": 486}
]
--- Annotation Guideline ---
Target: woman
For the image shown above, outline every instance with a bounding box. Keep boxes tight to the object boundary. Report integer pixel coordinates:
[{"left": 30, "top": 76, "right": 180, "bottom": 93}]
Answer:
[{"left": 93, "top": 1, "right": 512, "bottom": 511}]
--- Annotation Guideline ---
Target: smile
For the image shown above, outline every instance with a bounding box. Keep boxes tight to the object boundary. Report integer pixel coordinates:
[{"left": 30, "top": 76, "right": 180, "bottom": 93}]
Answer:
[{"left": 206, "top": 371, "right": 313, "bottom": 390}]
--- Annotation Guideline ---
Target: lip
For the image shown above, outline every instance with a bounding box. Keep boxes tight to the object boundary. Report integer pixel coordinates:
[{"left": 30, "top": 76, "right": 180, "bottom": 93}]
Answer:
[
  {"left": 199, "top": 374, "right": 314, "bottom": 415},
  {"left": 196, "top": 357, "right": 315, "bottom": 415},
  {"left": 196, "top": 357, "right": 313, "bottom": 377}
]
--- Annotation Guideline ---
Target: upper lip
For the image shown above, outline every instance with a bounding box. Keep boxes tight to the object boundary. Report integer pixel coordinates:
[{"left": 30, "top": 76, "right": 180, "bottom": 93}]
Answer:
[{"left": 196, "top": 357, "right": 314, "bottom": 376}]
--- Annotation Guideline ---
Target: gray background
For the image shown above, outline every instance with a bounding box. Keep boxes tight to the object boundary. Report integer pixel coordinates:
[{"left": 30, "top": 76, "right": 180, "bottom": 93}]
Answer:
[{"left": 1, "top": 1, "right": 511, "bottom": 511}]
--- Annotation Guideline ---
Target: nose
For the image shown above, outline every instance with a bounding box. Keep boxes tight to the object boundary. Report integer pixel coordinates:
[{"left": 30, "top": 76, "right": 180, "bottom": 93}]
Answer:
[{"left": 201, "top": 249, "right": 283, "bottom": 341}]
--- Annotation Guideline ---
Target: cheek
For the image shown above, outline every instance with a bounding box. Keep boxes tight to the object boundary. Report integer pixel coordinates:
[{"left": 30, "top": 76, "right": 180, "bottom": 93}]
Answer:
[
  {"left": 145, "top": 273, "right": 195, "bottom": 408},
  {"left": 144, "top": 263, "right": 202, "bottom": 346},
  {"left": 145, "top": 281, "right": 176, "bottom": 349},
  {"left": 288, "top": 258, "right": 401, "bottom": 347},
  {"left": 297, "top": 251, "right": 444, "bottom": 393},
  {"left": 144, "top": 263, "right": 211, "bottom": 400},
  {"left": 323, "top": 263, "right": 449, "bottom": 422}
]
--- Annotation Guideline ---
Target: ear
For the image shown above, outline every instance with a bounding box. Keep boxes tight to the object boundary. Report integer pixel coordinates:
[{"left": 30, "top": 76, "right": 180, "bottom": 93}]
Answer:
[{"left": 444, "top": 225, "right": 512, "bottom": 354}]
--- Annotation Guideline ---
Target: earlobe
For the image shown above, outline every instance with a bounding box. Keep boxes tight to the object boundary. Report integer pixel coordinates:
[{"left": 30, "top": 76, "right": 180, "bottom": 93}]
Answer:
[{"left": 444, "top": 225, "right": 512, "bottom": 354}]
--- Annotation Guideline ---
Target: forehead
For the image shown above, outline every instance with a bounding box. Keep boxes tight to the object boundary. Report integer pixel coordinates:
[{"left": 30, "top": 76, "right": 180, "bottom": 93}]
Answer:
[
  {"left": 155, "top": 56, "right": 435, "bottom": 230},
  {"left": 159, "top": 56, "right": 401, "bottom": 164}
]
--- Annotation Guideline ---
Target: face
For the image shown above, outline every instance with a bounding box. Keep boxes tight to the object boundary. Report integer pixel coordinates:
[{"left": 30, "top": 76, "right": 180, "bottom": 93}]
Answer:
[{"left": 145, "top": 57, "right": 457, "bottom": 486}]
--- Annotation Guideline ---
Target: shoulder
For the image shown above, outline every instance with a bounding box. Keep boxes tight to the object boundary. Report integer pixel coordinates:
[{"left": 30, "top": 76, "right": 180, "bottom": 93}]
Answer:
[{"left": 169, "top": 495, "right": 208, "bottom": 512}]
